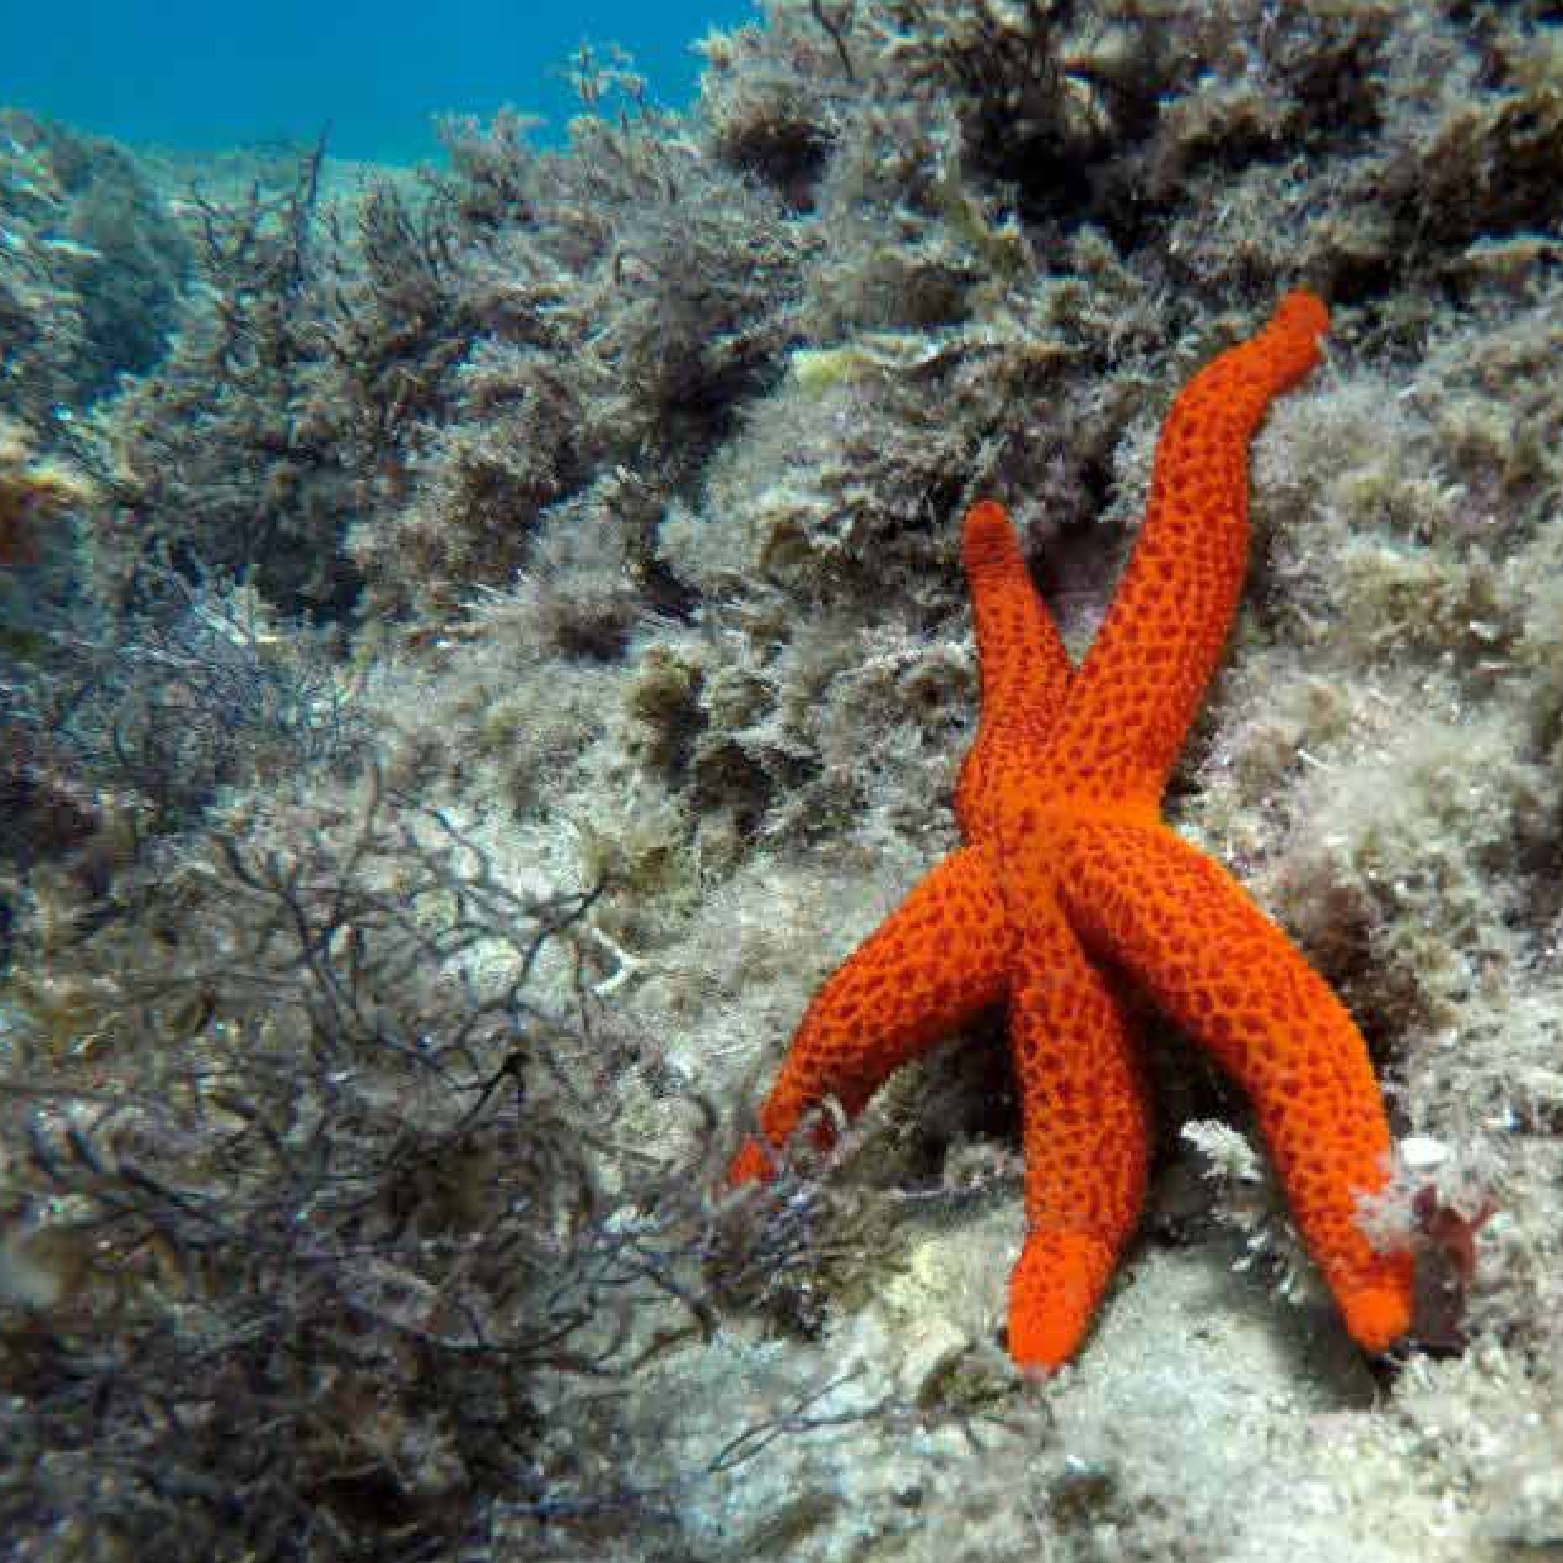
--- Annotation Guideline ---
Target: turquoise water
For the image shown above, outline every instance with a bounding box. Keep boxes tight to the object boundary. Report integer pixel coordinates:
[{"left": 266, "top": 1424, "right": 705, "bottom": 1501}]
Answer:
[{"left": 0, "top": 0, "right": 754, "bottom": 161}]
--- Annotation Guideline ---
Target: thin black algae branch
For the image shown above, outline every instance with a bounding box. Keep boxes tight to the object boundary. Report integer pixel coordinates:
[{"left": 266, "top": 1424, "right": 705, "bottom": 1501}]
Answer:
[
  {"left": 96, "top": 134, "right": 359, "bottom": 615},
  {"left": 187, "top": 128, "right": 327, "bottom": 329},
  {"left": 810, "top": 0, "right": 860, "bottom": 82},
  {"left": 318, "top": 179, "right": 469, "bottom": 456},
  {"left": 0, "top": 770, "right": 733, "bottom": 1556},
  {"left": 37, "top": 555, "right": 365, "bottom": 843},
  {"left": 498, "top": 1363, "right": 1032, "bottom": 1539},
  {"left": 182, "top": 131, "right": 326, "bottom": 391}
]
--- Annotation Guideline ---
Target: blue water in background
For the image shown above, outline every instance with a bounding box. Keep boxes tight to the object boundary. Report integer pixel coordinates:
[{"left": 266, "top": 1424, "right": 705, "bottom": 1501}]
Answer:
[{"left": 0, "top": 0, "right": 756, "bottom": 163}]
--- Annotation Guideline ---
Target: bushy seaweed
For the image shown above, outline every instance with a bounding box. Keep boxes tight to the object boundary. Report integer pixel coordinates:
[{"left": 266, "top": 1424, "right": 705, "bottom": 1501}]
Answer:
[{"left": 1, "top": 774, "right": 723, "bottom": 1558}]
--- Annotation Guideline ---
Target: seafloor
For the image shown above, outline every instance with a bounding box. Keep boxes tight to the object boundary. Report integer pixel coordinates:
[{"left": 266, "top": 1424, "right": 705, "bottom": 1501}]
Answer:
[{"left": 2, "top": 2, "right": 1562, "bottom": 1559}]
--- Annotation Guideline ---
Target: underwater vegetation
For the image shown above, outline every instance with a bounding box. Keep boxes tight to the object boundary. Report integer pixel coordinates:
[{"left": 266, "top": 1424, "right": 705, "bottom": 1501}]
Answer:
[
  {"left": 0, "top": 109, "right": 189, "bottom": 424},
  {"left": 2, "top": 0, "right": 1563, "bottom": 1558}
]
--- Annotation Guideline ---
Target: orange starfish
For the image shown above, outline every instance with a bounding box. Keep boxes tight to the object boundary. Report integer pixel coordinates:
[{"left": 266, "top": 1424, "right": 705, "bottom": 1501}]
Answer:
[{"left": 729, "top": 291, "right": 1414, "bottom": 1370}]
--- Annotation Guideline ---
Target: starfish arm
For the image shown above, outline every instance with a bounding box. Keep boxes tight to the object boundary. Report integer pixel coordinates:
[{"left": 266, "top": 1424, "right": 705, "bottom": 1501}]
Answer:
[
  {"left": 955, "top": 501, "right": 1075, "bottom": 837},
  {"left": 1006, "top": 898, "right": 1149, "bottom": 1371},
  {"left": 728, "top": 845, "right": 1015, "bottom": 1184},
  {"left": 1049, "top": 291, "right": 1330, "bottom": 803},
  {"left": 1055, "top": 815, "right": 1413, "bottom": 1353},
  {"left": 960, "top": 500, "right": 1072, "bottom": 717}
]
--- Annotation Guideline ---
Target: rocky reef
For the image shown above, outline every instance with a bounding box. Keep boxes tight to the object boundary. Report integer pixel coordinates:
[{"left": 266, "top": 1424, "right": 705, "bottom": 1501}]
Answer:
[{"left": 3, "top": 3, "right": 1563, "bottom": 1558}]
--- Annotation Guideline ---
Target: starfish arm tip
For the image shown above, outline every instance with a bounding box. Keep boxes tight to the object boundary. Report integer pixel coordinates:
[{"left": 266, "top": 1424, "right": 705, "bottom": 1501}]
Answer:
[
  {"left": 1274, "top": 287, "right": 1330, "bottom": 339},
  {"left": 727, "top": 1137, "right": 777, "bottom": 1187},
  {"left": 961, "top": 498, "right": 1022, "bottom": 572},
  {"left": 1007, "top": 1229, "right": 1118, "bottom": 1371},
  {"left": 1339, "top": 1277, "right": 1415, "bottom": 1355}
]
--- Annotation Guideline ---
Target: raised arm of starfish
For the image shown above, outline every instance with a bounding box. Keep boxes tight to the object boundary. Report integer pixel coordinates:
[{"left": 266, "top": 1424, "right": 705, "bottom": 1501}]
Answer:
[{"left": 728, "top": 291, "right": 1414, "bottom": 1371}]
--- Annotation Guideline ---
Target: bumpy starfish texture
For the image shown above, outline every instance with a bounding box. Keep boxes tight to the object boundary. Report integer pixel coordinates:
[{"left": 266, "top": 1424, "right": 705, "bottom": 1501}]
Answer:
[{"left": 729, "top": 291, "right": 1414, "bottom": 1370}]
